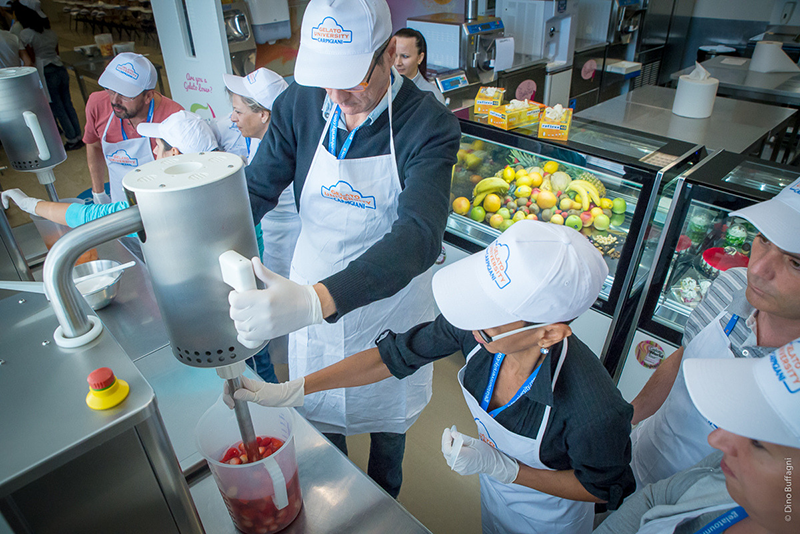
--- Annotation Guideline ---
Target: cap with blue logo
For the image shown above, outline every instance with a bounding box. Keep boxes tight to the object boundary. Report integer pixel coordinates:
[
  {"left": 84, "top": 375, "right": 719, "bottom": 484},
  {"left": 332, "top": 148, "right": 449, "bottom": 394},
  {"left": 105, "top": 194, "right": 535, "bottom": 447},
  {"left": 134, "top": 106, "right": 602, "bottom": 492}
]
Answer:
[
  {"left": 223, "top": 68, "right": 288, "bottom": 111},
  {"left": 294, "top": 0, "right": 392, "bottom": 89},
  {"left": 730, "top": 176, "right": 800, "bottom": 254},
  {"left": 98, "top": 53, "right": 157, "bottom": 98},
  {"left": 136, "top": 111, "right": 219, "bottom": 155},
  {"left": 432, "top": 221, "right": 609, "bottom": 331},
  {"left": 685, "top": 339, "right": 800, "bottom": 448}
]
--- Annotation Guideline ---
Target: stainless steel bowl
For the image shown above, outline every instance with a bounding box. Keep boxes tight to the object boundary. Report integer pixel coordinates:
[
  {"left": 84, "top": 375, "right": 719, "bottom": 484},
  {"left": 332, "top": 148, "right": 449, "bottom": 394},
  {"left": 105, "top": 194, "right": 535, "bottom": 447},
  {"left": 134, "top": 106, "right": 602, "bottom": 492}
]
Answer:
[{"left": 72, "top": 260, "right": 123, "bottom": 310}]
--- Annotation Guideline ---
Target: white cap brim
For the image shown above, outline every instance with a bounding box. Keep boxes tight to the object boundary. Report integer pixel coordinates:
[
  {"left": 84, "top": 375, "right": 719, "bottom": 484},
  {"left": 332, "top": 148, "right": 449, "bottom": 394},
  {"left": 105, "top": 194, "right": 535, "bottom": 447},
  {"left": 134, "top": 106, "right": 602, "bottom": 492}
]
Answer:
[
  {"left": 98, "top": 70, "right": 145, "bottom": 98},
  {"left": 294, "top": 47, "right": 374, "bottom": 89},
  {"left": 432, "top": 253, "right": 520, "bottom": 331},
  {"left": 730, "top": 198, "right": 800, "bottom": 254},
  {"left": 685, "top": 358, "right": 800, "bottom": 448},
  {"left": 136, "top": 122, "right": 161, "bottom": 139},
  {"left": 222, "top": 73, "right": 248, "bottom": 99}
]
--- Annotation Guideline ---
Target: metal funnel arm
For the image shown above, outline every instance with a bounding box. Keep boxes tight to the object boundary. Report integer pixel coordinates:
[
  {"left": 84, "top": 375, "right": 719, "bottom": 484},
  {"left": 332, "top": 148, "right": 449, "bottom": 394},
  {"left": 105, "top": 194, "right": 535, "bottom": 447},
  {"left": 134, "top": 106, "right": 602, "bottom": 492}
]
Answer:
[{"left": 43, "top": 206, "right": 144, "bottom": 339}]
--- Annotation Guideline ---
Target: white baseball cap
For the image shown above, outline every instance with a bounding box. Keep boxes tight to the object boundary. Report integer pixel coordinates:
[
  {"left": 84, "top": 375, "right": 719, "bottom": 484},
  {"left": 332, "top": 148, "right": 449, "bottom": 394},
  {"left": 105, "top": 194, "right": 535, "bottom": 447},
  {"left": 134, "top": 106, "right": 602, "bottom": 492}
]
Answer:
[
  {"left": 98, "top": 53, "right": 157, "bottom": 98},
  {"left": 136, "top": 111, "right": 219, "bottom": 155},
  {"left": 18, "top": 0, "right": 46, "bottom": 18},
  {"left": 223, "top": 68, "right": 288, "bottom": 111},
  {"left": 294, "top": 0, "right": 392, "bottom": 89},
  {"left": 685, "top": 339, "right": 800, "bottom": 448},
  {"left": 729, "top": 176, "right": 800, "bottom": 254},
  {"left": 432, "top": 221, "right": 609, "bottom": 331}
]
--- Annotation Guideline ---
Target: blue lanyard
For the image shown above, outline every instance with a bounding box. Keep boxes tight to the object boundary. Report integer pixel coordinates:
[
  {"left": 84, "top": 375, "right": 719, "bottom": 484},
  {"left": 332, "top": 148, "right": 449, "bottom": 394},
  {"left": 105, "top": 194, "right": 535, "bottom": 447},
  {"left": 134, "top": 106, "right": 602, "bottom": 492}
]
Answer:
[
  {"left": 480, "top": 353, "right": 542, "bottom": 418},
  {"left": 692, "top": 506, "right": 747, "bottom": 534},
  {"left": 723, "top": 314, "right": 739, "bottom": 337},
  {"left": 120, "top": 98, "right": 155, "bottom": 141},
  {"left": 245, "top": 136, "right": 251, "bottom": 155},
  {"left": 328, "top": 106, "right": 364, "bottom": 159}
]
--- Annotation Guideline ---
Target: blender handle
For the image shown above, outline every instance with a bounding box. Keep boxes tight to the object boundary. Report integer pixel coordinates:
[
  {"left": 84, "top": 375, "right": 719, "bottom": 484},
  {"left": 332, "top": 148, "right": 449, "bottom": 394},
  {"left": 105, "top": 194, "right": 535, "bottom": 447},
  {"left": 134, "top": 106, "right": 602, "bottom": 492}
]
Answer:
[
  {"left": 262, "top": 455, "right": 289, "bottom": 509},
  {"left": 219, "top": 250, "right": 265, "bottom": 349},
  {"left": 23, "top": 111, "right": 51, "bottom": 162}
]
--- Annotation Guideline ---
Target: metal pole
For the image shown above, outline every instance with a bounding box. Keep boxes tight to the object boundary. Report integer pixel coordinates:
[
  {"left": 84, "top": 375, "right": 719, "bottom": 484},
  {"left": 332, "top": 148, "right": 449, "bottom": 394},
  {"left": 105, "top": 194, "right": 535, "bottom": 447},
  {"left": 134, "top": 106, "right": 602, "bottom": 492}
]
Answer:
[{"left": 226, "top": 376, "right": 260, "bottom": 462}]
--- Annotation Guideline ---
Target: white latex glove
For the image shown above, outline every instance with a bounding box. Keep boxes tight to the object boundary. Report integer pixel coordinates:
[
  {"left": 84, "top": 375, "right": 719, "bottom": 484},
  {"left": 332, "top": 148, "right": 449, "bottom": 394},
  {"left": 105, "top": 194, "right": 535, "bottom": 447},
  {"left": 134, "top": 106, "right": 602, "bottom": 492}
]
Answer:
[
  {"left": 222, "top": 375, "right": 305, "bottom": 409},
  {"left": 228, "top": 257, "right": 323, "bottom": 342},
  {"left": 92, "top": 191, "right": 111, "bottom": 204},
  {"left": 441, "top": 426, "right": 519, "bottom": 484},
  {"left": 1, "top": 189, "right": 41, "bottom": 215}
]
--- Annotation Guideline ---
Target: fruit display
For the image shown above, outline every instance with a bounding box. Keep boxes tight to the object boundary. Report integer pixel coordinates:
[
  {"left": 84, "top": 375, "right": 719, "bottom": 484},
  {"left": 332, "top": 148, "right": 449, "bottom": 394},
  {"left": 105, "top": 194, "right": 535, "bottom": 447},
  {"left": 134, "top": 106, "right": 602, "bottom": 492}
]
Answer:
[{"left": 450, "top": 137, "right": 634, "bottom": 246}]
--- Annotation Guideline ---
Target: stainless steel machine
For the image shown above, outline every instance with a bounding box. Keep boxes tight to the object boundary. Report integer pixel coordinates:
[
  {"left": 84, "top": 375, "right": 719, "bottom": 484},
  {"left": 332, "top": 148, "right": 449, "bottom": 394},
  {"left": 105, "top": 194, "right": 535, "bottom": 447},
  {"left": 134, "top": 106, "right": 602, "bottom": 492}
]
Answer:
[
  {"left": 0, "top": 67, "right": 66, "bottom": 201},
  {"left": 408, "top": 1, "right": 505, "bottom": 90},
  {"left": 1, "top": 152, "right": 266, "bottom": 532},
  {"left": 222, "top": 1, "right": 258, "bottom": 76}
]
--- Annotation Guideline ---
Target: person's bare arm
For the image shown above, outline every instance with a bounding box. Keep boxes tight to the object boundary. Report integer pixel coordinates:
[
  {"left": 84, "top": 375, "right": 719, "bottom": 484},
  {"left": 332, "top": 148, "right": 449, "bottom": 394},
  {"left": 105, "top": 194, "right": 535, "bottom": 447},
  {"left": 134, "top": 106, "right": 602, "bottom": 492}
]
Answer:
[
  {"left": 19, "top": 48, "right": 32, "bottom": 66},
  {"left": 631, "top": 346, "right": 685, "bottom": 425},
  {"left": 303, "top": 347, "right": 393, "bottom": 394},
  {"left": 86, "top": 142, "right": 107, "bottom": 194},
  {"left": 513, "top": 465, "right": 605, "bottom": 503},
  {"left": 313, "top": 283, "right": 337, "bottom": 319},
  {"left": 34, "top": 201, "right": 69, "bottom": 226}
]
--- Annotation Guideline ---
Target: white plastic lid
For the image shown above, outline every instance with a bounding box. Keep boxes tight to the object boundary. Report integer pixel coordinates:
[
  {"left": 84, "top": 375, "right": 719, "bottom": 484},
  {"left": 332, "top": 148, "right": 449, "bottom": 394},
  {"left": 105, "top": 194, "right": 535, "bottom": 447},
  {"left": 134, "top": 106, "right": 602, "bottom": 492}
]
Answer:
[{"left": 122, "top": 152, "right": 243, "bottom": 194}]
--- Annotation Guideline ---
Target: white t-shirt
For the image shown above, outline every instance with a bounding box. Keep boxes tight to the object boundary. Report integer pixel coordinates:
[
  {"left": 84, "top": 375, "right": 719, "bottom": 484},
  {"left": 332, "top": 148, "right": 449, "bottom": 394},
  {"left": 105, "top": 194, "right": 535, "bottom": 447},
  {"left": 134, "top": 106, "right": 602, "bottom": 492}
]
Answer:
[
  {"left": 0, "top": 30, "right": 22, "bottom": 68},
  {"left": 412, "top": 70, "right": 445, "bottom": 104},
  {"left": 19, "top": 28, "right": 61, "bottom": 68}
]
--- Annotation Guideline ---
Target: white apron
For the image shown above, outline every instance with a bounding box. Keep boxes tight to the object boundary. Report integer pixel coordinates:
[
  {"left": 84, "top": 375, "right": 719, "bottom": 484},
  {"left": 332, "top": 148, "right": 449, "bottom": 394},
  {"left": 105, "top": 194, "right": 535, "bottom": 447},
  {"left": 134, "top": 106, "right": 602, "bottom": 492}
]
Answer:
[
  {"left": 633, "top": 503, "right": 739, "bottom": 534},
  {"left": 631, "top": 311, "right": 736, "bottom": 488},
  {"left": 288, "top": 85, "right": 435, "bottom": 435},
  {"left": 247, "top": 137, "right": 302, "bottom": 365},
  {"left": 459, "top": 342, "right": 594, "bottom": 534},
  {"left": 101, "top": 99, "right": 155, "bottom": 202}
]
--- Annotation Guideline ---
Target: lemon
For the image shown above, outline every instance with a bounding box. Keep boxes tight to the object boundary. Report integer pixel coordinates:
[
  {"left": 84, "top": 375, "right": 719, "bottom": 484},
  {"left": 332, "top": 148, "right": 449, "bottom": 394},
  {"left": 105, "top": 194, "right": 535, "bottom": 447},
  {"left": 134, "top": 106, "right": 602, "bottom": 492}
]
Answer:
[
  {"left": 550, "top": 214, "right": 564, "bottom": 225},
  {"left": 512, "top": 211, "right": 527, "bottom": 222},
  {"left": 529, "top": 172, "right": 543, "bottom": 187},
  {"left": 515, "top": 185, "right": 532, "bottom": 198},
  {"left": 452, "top": 197, "right": 471, "bottom": 215},
  {"left": 471, "top": 139, "right": 485, "bottom": 150},
  {"left": 599, "top": 198, "right": 614, "bottom": 210},
  {"left": 503, "top": 166, "right": 516, "bottom": 182},
  {"left": 543, "top": 161, "right": 559, "bottom": 174},
  {"left": 515, "top": 174, "right": 534, "bottom": 187},
  {"left": 483, "top": 193, "right": 502, "bottom": 213},
  {"left": 515, "top": 168, "right": 528, "bottom": 179}
]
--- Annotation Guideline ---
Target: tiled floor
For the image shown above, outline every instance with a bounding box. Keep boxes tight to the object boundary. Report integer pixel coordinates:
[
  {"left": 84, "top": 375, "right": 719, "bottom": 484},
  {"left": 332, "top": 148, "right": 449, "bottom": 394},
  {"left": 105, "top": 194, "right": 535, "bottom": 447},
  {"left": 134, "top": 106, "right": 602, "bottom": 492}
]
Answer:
[{"left": 2, "top": 19, "right": 484, "bottom": 534}]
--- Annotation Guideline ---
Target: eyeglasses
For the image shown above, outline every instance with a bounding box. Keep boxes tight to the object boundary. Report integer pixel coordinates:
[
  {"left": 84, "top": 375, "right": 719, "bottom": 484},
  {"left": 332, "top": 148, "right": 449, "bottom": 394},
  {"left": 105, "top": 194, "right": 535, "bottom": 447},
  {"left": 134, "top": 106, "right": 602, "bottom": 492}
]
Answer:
[
  {"left": 477, "top": 323, "right": 546, "bottom": 344},
  {"left": 342, "top": 40, "right": 390, "bottom": 93}
]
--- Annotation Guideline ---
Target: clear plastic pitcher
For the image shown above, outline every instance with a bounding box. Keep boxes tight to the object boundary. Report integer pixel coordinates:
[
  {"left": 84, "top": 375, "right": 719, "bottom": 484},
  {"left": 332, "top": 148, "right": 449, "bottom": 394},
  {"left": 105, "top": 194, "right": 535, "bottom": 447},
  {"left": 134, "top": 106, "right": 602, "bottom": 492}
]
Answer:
[
  {"left": 30, "top": 198, "right": 98, "bottom": 265},
  {"left": 195, "top": 399, "right": 302, "bottom": 533}
]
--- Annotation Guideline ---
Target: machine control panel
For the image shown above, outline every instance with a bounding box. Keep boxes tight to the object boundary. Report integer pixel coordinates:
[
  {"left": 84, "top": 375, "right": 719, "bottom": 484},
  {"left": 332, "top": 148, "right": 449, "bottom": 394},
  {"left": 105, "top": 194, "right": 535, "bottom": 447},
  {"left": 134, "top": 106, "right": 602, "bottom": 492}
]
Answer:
[
  {"left": 436, "top": 71, "right": 470, "bottom": 93},
  {"left": 465, "top": 19, "right": 504, "bottom": 35}
]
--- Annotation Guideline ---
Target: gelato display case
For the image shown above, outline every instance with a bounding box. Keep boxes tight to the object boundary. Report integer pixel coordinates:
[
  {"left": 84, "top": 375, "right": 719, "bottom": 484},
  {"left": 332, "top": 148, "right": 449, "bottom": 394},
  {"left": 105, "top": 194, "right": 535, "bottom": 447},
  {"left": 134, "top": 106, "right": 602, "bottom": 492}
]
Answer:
[
  {"left": 614, "top": 151, "right": 797, "bottom": 401},
  {"left": 446, "top": 114, "right": 704, "bottom": 361}
]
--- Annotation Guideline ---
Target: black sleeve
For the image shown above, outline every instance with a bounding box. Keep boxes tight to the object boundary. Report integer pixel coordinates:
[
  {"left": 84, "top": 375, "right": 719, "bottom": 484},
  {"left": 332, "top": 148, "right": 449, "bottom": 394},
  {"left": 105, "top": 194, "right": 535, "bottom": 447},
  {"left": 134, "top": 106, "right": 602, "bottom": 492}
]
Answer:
[
  {"left": 245, "top": 88, "right": 299, "bottom": 223},
  {"left": 320, "top": 108, "right": 461, "bottom": 320},
  {"left": 376, "top": 314, "right": 467, "bottom": 379}
]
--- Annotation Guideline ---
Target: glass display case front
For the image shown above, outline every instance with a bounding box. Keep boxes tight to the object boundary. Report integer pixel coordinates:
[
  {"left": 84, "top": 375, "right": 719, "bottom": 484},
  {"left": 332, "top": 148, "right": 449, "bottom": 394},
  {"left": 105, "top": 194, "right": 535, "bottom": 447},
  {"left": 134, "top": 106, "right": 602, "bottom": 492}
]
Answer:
[
  {"left": 448, "top": 117, "right": 704, "bottom": 320},
  {"left": 632, "top": 151, "right": 793, "bottom": 346}
]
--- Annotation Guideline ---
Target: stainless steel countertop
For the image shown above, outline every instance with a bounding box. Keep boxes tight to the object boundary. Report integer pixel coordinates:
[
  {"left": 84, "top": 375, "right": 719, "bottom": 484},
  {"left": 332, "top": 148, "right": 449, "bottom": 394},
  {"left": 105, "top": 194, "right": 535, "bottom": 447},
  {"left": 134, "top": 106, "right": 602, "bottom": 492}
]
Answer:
[
  {"left": 0, "top": 291, "right": 157, "bottom": 495},
  {"left": 190, "top": 409, "right": 431, "bottom": 534},
  {"left": 670, "top": 56, "right": 800, "bottom": 105},
  {"left": 575, "top": 85, "right": 797, "bottom": 153}
]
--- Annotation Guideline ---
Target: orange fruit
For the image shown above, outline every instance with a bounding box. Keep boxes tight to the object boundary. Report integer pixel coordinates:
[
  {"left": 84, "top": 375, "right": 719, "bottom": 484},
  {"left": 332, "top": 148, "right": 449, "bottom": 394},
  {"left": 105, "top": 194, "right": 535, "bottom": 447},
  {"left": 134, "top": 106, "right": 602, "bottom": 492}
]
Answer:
[
  {"left": 452, "top": 197, "right": 471, "bottom": 215},
  {"left": 529, "top": 172, "right": 543, "bottom": 187},
  {"left": 483, "top": 193, "right": 502, "bottom": 213},
  {"left": 536, "top": 191, "right": 557, "bottom": 209}
]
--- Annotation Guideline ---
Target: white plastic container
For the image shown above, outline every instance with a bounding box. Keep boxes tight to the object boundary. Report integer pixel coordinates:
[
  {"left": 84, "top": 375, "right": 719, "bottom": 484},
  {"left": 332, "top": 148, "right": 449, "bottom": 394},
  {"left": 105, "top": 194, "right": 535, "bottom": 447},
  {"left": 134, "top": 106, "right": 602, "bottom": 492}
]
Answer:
[{"left": 195, "top": 400, "right": 302, "bottom": 533}]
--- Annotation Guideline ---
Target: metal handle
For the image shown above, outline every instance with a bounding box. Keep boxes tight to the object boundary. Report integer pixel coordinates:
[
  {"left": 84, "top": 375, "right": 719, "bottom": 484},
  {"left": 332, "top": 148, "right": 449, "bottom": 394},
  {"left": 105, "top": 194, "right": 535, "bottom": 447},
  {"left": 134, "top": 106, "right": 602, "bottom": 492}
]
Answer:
[
  {"left": 43, "top": 207, "right": 144, "bottom": 339},
  {"left": 22, "top": 111, "right": 51, "bottom": 162}
]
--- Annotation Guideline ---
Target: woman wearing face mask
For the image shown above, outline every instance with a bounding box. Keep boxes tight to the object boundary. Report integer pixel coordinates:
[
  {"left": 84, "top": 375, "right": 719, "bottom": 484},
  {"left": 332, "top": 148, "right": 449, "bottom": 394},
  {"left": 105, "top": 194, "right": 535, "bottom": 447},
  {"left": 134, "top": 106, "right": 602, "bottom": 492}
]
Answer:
[
  {"left": 225, "top": 221, "right": 636, "bottom": 534},
  {"left": 393, "top": 28, "right": 445, "bottom": 104},
  {"left": 594, "top": 339, "right": 800, "bottom": 534}
]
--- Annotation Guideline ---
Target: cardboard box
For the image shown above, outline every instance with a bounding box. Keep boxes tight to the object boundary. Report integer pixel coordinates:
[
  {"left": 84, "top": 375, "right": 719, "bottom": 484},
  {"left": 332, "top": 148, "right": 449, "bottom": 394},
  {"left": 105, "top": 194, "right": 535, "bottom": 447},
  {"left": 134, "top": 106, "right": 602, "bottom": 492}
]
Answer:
[
  {"left": 537, "top": 106, "right": 573, "bottom": 141},
  {"left": 488, "top": 101, "right": 544, "bottom": 130},
  {"left": 474, "top": 86, "right": 505, "bottom": 115}
]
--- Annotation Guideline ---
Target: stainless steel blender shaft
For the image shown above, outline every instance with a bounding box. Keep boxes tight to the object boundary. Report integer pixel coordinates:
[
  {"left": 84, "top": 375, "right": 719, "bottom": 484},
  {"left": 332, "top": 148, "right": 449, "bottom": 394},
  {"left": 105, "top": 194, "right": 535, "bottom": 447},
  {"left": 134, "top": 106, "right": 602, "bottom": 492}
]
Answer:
[{"left": 226, "top": 376, "right": 260, "bottom": 462}]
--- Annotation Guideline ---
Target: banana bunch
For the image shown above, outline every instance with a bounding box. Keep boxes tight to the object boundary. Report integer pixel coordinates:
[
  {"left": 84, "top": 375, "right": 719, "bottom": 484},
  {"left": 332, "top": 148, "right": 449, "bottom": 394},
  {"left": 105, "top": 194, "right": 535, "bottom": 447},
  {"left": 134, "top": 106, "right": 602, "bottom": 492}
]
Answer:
[
  {"left": 566, "top": 180, "right": 602, "bottom": 211},
  {"left": 472, "top": 177, "right": 510, "bottom": 207}
]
